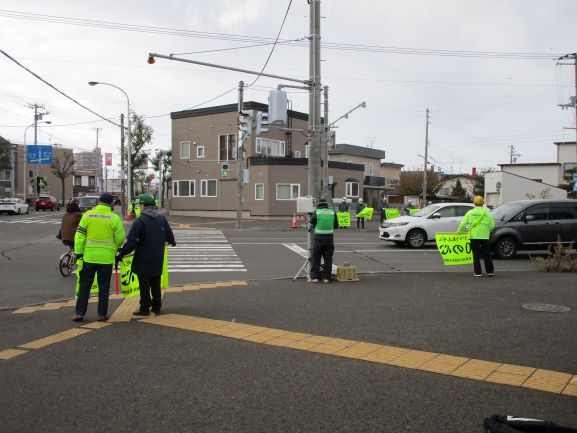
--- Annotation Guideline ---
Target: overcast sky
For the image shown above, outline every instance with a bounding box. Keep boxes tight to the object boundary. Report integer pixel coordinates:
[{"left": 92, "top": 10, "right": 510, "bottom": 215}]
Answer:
[{"left": 1, "top": 0, "right": 576, "bottom": 176}]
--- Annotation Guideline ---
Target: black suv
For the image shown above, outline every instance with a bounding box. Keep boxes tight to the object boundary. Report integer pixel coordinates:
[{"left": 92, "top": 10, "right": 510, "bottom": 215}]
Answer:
[{"left": 490, "top": 199, "right": 577, "bottom": 259}]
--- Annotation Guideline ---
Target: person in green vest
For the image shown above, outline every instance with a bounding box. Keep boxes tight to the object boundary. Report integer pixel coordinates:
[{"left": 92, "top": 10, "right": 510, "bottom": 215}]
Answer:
[
  {"left": 130, "top": 198, "right": 141, "bottom": 219},
  {"left": 458, "top": 195, "right": 495, "bottom": 277},
  {"left": 355, "top": 198, "right": 366, "bottom": 229},
  {"left": 73, "top": 193, "right": 125, "bottom": 322},
  {"left": 309, "top": 198, "right": 339, "bottom": 283},
  {"left": 378, "top": 197, "right": 390, "bottom": 224},
  {"left": 154, "top": 197, "right": 159, "bottom": 209}
]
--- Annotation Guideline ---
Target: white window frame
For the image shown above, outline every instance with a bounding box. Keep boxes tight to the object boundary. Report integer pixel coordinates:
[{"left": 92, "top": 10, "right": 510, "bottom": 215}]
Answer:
[
  {"left": 218, "top": 134, "right": 236, "bottom": 162},
  {"left": 173, "top": 180, "right": 195, "bottom": 197},
  {"left": 255, "top": 138, "right": 285, "bottom": 157},
  {"left": 201, "top": 179, "right": 217, "bottom": 197},
  {"left": 276, "top": 183, "right": 300, "bottom": 200},
  {"left": 196, "top": 146, "right": 205, "bottom": 158},
  {"left": 255, "top": 183, "right": 264, "bottom": 200},
  {"left": 180, "top": 141, "right": 191, "bottom": 159},
  {"left": 346, "top": 182, "right": 359, "bottom": 197}
]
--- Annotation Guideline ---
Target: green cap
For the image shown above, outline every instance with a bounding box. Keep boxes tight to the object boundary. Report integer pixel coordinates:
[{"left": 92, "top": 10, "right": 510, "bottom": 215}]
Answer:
[{"left": 139, "top": 194, "right": 155, "bottom": 206}]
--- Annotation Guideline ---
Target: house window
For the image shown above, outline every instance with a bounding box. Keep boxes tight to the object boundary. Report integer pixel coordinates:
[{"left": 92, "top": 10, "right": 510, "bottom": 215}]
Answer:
[
  {"left": 367, "top": 163, "right": 374, "bottom": 175},
  {"left": 0, "top": 170, "right": 10, "bottom": 181},
  {"left": 173, "top": 180, "right": 195, "bottom": 197},
  {"left": 89, "top": 176, "right": 96, "bottom": 187},
  {"left": 197, "top": 146, "right": 205, "bottom": 158},
  {"left": 276, "top": 183, "right": 300, "bottom": 200},
  {"left": 346, "top": 182, "right": 359, "bottom": 197},
  {"left": 73, "top": 176, "right": 81, "bottom": 186},
  {"left": 201, "top": 179, "right": 217, "bottom": 197},
  {"left": 255, "top": 183, "right": 264, "bottom": 200},
  {"left": 218, "top": 134, "right": 237, "bottom": 161},
  {"left": 180, "top": 141, "right": 190, "bottom": 159},
  {"left": 305, "top": 145, "right": 309, "bottom": 159},
  {"left": 255, "top": 138, "right": 285, "bottom": 157}
]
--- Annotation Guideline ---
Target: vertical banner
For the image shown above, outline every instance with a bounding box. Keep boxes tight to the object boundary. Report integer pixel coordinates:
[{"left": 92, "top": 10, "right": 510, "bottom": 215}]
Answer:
[
  {"left": 120, "top": 246, "right": 170, "bottom": 298},
  {"left": 105, "top": 153, "right": 112, "bottom": 166},
  {"left": 435, "top": 232, "right": 473, "bottom": 266},
  {"left": 337, "top": 212, "right": 351, "bottom": 227}
]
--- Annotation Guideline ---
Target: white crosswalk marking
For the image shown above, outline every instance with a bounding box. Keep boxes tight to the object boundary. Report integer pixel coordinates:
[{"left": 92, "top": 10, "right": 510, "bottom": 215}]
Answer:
[
  {"left": 0, "top": 218, "right": 61, "bottom": 225},
  {"left": 168, "top": 229, "right": 246, "bottom": 273}
]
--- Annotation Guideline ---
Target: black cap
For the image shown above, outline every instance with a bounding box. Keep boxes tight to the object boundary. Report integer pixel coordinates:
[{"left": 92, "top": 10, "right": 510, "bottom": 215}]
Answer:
[{"left": 99, "top": 192, "right": 114, "bottom": 205}]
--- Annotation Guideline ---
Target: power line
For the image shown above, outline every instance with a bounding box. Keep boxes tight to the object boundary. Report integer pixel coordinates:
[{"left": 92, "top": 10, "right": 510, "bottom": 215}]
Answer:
[
  {"left": 0, "top": 9, "right": 561, "bottom": 60},
  {"left": 0, "top": 48, "right": 121, "bottom": 127}
]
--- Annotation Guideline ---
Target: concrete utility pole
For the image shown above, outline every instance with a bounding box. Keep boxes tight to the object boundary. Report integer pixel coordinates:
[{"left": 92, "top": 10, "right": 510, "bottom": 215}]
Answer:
[
  {"left": 422, "top": 108, "right": 430, "bottom": 206},
  {"left": 322, "top": 85, "right": 330, "bottom": 203},
  {"left": 120, "top": 113, "right": 127, "bottom": 218},
  {"left": 27, "top": 103, "right": 48, "bottom": 205},
  {"left": 509, "top": 145, "right": 521, "bottom": 164},
  {"left": 94, "top": 127, "right": 102, "bottom": 193},
  {"left": 308, "top": 0, "right": 322, "bottom": 203},
  {"left": 236, "top": 80, "right": 244, "bottom": 229},
  {"left": 557, "top": 53, "right": 577, "bottom": 172}
]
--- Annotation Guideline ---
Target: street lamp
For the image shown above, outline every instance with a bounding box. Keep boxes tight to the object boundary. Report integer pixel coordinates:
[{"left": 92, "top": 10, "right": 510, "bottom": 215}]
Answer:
[
  {"left": 88, "top": 81, "right": 131, "bottom": 214},
  {"left": 23, "top": 120, "right": 51, "bottom": 203}
]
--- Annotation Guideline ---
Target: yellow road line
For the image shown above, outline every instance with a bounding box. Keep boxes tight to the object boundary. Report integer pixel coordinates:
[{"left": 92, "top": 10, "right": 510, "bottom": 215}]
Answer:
[
  {"left": 19, "top": 328, "right": 91, "bottom": 350},
  {"left": 108, "top": 296, "right": 140, "bottom": 322},
  {"left": 12, "top": 306, "right": 40, "bottom": 314},
  {"left": 0, "top": 348, "right": 28, "bottom": 360},
  {"left": 140, "top": 313, "right": 577, "bottom": 398}
]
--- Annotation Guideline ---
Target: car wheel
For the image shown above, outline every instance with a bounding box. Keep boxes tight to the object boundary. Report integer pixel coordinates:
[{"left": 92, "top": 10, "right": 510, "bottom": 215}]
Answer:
[
  {"left": 17, "top": 208, "right": 22, "bottom": 215},
  {"left": 26, "top": 208, "right": 29, "bottom": 214},
  {"left": 495, "top": 236, "right": 517, "bottom": 259},
  {"left": 406, "top": 229, "right": 426, "bottom": 248}
]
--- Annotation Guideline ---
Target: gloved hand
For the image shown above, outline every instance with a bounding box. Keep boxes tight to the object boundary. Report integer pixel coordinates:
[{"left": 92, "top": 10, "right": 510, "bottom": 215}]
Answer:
[
  {"left": 170, "top": 241, "right": 176, "bottom": 247},
  {"left": 115, "top": 251, "right": 124, "bottom": 264},
  {"left": 75, "top": 254, "right": 83, "bottom": 263}
]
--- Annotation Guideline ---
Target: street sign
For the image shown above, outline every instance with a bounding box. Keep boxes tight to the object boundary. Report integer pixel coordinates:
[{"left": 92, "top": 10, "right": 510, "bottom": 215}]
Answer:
[{"left": 27, "top": 145, "right": 52, "bottom": 165}]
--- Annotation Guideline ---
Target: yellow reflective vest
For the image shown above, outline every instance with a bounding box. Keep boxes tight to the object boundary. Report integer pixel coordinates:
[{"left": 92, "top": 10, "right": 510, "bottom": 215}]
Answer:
[{"left": 74, "top": 204, "right": 125, "bottom": 264}]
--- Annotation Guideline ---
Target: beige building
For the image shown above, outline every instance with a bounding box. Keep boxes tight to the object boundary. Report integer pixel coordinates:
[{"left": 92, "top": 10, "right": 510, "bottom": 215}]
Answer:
[{"left": 170, "top": 102, "right": 393, "bottom": 218}]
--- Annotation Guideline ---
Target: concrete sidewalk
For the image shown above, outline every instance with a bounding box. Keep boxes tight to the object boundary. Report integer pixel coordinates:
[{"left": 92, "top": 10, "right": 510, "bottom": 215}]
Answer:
[{"left": 1, "top": 272, "right": 576, "bottom": 432}]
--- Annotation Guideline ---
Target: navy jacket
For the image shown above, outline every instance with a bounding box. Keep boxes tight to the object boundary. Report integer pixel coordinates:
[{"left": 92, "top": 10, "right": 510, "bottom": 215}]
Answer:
[{"left": 120, "top": 207, "right": 176, "bottom": 277}]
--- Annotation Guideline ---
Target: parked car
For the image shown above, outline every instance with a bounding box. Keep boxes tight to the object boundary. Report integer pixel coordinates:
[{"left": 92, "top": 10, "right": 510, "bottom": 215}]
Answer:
[
  {"left": 0, "top": 198, "right": 29, "bottom": 215},
  {"left": 379, "top": 202, "right": 475, "bottom": 248},
  {"left": 78, "top": 196, "right": 99, "bottom": 212},
  {"left": 35, "top": 195, "right": 60, "bottom": 211},
  {"left": 490, "top": 199, "right": 577, "bottom": 259}
]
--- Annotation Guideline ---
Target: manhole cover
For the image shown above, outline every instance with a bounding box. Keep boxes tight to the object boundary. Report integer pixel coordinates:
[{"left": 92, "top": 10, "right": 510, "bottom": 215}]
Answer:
[{"left": 522, "top": 303, "right": 570, "bottom": 313}]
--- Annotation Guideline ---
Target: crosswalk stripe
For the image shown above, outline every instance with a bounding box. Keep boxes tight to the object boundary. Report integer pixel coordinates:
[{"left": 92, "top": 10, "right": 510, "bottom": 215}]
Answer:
[{"left": 168, "top": 229, "right": 246, "bottom": 273}]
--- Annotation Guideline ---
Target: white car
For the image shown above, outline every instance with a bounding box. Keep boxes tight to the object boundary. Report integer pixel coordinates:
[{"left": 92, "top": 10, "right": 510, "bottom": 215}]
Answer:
[
  {"left": 0, "top": 198, "right": 30, "bottom": 215},
  {"left": 379, "top": 203, "right": 474, "bottom": 248}
]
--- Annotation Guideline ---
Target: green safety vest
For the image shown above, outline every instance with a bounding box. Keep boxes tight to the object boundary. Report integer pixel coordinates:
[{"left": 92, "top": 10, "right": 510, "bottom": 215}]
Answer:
[
  {"left": 314, "top": 209, "right": 335, "bottom": 235},
  {"left": 74, "top": 204, "right": 125, "bottom": 264},
  {"left": 131, "top": 201, "right": 141, "bottom": 217},
  {"left": 458, "top": 206, "right": 495, "bottom": 240}
]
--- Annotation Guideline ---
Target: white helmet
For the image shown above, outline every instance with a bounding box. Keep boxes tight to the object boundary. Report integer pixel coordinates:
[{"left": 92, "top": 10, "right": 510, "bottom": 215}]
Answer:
[{"left": 359, "top": 198, "right": 363, "bottom": 203}]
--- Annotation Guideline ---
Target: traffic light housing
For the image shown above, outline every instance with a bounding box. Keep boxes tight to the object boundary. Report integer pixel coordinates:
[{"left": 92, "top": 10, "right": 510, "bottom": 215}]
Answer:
[
  {"left": 239, "top": 110, "right": 253, "bottom": 138},
  {"left": 221, "top": 163, "right": 229, "bottom": 177},
  {"left": 256, "top": 112, "right": 270, "bottom": 136}
]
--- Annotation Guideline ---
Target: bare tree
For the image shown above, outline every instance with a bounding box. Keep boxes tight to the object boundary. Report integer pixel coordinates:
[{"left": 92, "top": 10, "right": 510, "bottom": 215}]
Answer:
[
  {"left": 50, "top": 153, "right": 75, "bottom": 205},
  {"left": 399, "top": 170, "right": 442, "bottom": 197}
]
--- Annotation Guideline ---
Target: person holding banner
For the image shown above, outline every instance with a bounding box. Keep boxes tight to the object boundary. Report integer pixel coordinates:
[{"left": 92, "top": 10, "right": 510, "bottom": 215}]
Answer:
[
  {"left": 73, "top": 193, "right": 125, "bottom": 322},
  {"left": 309, "top": 198, "right": 339, "bottom": 283},
  {"left": 404, "top": 200, "right": 415, "bottom": 215},
  {"left": 355, "top": 198, "right": 366, "bottom": 229},
  {"left": 117, "top": 194, "right": 176, "bottom": 316},
  {"left": 458, "top": 196, "right": 495, "bottom": 277},
  {"left": 337, "top": 197, "right": 350, "bottom": 229},
  {"left": 378, "top": 198, "right": 389, "bottom": 224}
]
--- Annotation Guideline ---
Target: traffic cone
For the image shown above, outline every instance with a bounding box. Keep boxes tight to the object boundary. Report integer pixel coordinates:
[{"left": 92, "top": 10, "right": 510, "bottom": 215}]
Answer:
[{"left": 291, "top": 214, "right": 298, "bottom": 229}]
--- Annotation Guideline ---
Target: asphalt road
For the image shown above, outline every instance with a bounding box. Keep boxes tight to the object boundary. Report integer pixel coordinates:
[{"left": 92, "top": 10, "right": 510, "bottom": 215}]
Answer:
[{"left": 1, "top": 212, "right": 541, "bottom": 308}]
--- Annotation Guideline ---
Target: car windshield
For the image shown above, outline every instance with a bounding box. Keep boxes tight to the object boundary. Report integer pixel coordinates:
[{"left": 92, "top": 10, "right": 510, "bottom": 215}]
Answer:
[
  {"left": 79, "top": 197, "right": 98, "bottom": 208},
  {"left": 410, "top": 205, "right": 442, "bottom": 218},
  {"left": 491, "top": 203, "right": 525, "bottom": 222}
]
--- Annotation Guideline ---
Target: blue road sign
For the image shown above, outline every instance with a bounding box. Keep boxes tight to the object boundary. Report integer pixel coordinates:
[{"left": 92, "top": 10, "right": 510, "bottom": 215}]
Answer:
[
  {"left": 27, "top": 145, "right": 53, "bottom": 165},
  {"left": 573, "top": 173, "right": 577, "bottom": 191}
]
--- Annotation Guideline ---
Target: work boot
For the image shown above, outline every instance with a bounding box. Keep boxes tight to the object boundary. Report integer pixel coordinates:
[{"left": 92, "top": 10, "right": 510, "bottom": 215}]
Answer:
[{"left": 133, "top": 309, "right": 150, "bottom": 317}]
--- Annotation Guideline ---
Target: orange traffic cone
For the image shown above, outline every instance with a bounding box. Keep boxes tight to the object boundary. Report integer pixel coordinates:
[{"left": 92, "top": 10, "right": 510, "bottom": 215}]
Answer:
[{"left": 291, "top": 214, "right": 298, "bottom": 229}]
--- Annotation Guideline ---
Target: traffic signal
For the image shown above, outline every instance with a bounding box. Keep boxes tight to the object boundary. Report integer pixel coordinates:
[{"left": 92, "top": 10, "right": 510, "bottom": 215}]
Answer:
[
  {"left": 256, "top": 112, "right": 270, "bottom": 136},
  {"left": 221, "top": 163, "right": 229, "bottom": 177},
  {"left": 239, "top": 110, "right": 253, "bottom": 138}
]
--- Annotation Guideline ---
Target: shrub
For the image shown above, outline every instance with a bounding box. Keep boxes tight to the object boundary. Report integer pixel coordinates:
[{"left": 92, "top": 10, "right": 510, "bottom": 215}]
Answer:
[{"left": 533, "top": 237, "right": 577, "bottom": 272}]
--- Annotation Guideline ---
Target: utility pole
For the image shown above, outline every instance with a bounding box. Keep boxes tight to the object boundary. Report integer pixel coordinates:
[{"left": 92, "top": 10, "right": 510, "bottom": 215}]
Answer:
[
  {"left": 308, "top": 0, "right": 322, "bottom": 204},
  {"left": 422, "top": 108, "right": 430, "bottom": 206},
  {"left": 27, "top": 103, "right": 48, "bottom": 205},
  {"left": 557, "top": 53, "right": 577, "bottom": 173},
  {"left": 509, "top": 145, "right": 521, "bottom": 164},
  {"left": 322, "top": 85, "right": 330, "bottom": 203},
  {"left": 236, "top": 80, "right": 244, "bottom": 229},
  {"left": 94, "top": 127, "right": 102, "bottom": 193},
  {"left": 120, "top": 113, "right": 127, "bottom": 218}
]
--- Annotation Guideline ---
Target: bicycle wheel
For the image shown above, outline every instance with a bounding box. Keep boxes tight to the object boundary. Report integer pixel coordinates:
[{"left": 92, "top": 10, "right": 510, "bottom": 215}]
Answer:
[{"left": 59, "top": 253, "right": 74, "bottom": 277}]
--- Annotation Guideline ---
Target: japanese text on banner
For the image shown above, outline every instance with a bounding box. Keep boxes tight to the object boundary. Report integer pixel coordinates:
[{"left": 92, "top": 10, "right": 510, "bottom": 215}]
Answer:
[
  {"left": 435, "top": 232, "right": 473, "bottom": 266},
  {"left": 337, "top": 212, "right": 350, "bottom": 227},
  {"left": 357, "top": 207, "right": 374, "bottom": 219}
]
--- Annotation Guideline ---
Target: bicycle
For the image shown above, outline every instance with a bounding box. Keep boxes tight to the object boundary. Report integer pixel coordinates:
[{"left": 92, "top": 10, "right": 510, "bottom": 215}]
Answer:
[{"left": 59, "top": 246, "right": 76, "bottom": 277}]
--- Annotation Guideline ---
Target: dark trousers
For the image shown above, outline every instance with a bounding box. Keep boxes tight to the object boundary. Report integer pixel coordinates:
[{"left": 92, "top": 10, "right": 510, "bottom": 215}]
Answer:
[
  {"left": 76, "top": 262, "right": 113, "bottom": 317},
  {"left": 470, "top": 239, "right": 494, "bottom": 275},
  {"left": 356, "top": 218, "right": 365, "bottom": 229},
  {"left": 310, "top": 235, "right": 334, "bottom": 280},
  {"left": 138, "top": 274, "right": 162, "bottom": 312}
]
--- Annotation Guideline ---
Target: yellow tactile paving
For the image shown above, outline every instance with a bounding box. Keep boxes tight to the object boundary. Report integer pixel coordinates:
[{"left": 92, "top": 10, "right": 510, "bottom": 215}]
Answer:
[
  {"left": 164, "top": 287, "right": 183, "bottom": 293},
  {"left": 12, "top": 306, "right": 40, "bottom": 314},
  {"left": 451, "top": 359, "right": 502, "bottom": 381},
  {"left": 64, "top": 300, "right": 77, "bottom": 307},
  {"left": 522, "top": 369, "right": 573, "bottom": 393},
  {"left": 108, "top": 296, "right": 140, "bottom": 322},
  {"left": 199, "top": 283, "right": 217, "bottom": 289},
  {"left": 0, "top": 348, "right": 28, "bottom": 360},
  {"left": 81, "top": 321, "right": 114, "bottom": 330},
  {"left": 387, "top": 350, "right": 439, "bottom": 370},
  {"left": 230, "top": 280, "right": 248, "bottom": 286},
  {"left": 418, "top": 354, "right": 469, "bottom": 375},
  {"left": 215, "top": 281, "right": 233, "bottom": 287},
  {"left": 183, "top": 284, "right": 200, "bottom": 291},
  {"left": 562, "top": 376, "right": 577, "bottom": 397},
  {"left": 19, "top": 328, "right": 91, "bottom": 350},
  {"left": 38, "top": 302, "right": 67, "bottom": 311},
  {"left": 361, "top": 346, "right": 411, "bottom": 364}
]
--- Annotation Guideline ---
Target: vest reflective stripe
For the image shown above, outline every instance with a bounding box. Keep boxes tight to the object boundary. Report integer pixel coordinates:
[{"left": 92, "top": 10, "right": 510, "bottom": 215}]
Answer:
[
  {"left": 86, "top": 240, "right": 114, "bottom": 246},
  {"left": 315, "top": 209, "right": 335, "bottom": 235}
]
